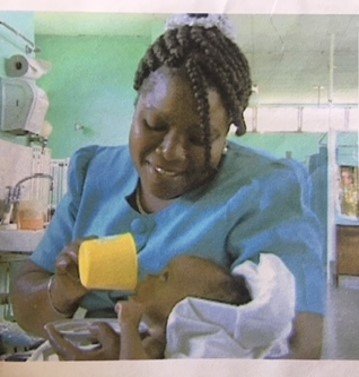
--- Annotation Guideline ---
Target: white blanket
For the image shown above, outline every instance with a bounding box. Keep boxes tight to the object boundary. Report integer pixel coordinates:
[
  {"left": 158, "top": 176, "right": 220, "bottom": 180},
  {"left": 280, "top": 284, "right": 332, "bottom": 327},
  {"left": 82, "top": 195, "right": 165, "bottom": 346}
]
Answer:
[{"left": 165, "top": 253, "right": 296, "bottom": 359}]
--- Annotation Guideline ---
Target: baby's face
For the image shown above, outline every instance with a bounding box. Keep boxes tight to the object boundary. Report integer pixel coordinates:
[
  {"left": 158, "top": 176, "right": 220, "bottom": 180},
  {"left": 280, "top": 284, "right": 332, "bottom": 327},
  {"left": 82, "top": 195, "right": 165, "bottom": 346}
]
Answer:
[{"left": 133, "top": 256, "right": 223, "bottom": 325}]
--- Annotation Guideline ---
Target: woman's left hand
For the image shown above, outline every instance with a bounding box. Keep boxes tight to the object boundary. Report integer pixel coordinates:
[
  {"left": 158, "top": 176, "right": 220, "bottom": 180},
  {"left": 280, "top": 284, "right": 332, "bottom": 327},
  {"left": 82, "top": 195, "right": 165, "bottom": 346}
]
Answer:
[{"left": 44, "top": 322, "right": 120, "bottom": 360}]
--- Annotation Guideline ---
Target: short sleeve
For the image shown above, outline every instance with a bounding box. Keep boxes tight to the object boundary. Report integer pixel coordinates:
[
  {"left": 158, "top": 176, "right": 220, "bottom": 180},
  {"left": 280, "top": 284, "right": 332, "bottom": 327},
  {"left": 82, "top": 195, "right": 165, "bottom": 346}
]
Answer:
[
  {"left": 30, "top": 145, "right": 99, "bottom": 271},
  {"left": 227, "top": 160, "right": 326, "bottom": 315}
]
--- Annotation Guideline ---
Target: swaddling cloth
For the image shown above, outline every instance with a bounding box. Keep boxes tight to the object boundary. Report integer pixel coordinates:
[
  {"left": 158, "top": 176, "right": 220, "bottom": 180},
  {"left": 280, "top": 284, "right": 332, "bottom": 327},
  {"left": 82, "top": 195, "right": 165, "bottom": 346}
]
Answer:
[
  {"left": 165, "top": 254, "right": 296, "bottom": 359},
  {"left": 78, "top": 233, "right": 138, "bottom": 291}
]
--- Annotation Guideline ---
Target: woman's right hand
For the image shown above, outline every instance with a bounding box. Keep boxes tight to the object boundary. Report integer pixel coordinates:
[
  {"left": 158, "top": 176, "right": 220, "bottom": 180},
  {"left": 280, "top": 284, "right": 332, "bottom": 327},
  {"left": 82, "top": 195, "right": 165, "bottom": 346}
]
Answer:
[
  {"left": 11, "top": 240, "right": 92, "bottom": 338},
  {"left": 49, "top": 241, "right": 88, "bottom": 315}
]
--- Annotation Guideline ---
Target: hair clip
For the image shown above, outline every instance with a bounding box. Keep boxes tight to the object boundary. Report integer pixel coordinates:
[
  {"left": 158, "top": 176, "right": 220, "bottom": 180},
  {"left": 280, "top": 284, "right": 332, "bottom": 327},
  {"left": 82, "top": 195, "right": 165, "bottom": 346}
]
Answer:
[{"left": 165, "top": 13, "right": 236, "bottom": 42}]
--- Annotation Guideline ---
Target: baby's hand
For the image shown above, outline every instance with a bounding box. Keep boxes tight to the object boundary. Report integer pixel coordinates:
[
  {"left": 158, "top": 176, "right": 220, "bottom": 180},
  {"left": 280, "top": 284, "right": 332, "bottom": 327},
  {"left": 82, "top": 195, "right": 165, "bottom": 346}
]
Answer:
[{"left": 116, "top": 301, "right": 144, "bottom": 328}]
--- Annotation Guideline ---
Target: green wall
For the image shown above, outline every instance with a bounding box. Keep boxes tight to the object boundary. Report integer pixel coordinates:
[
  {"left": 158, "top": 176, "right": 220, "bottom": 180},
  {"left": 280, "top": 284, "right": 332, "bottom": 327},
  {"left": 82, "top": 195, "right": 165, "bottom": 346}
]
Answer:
[
  {"left": 229, "top": 131, "right": 357, "bottom": 167},
  {"left": 36, "top": 34, "right": 150, "bottom": 158},
  {"left": 229, "top": 132, "right": 325, "bottom": 165}
]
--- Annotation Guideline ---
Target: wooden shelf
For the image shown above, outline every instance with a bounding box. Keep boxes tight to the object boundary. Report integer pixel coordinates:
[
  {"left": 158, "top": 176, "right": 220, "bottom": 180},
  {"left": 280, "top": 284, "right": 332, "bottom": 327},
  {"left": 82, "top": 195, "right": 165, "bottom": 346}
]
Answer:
[{"left": 335, "top": 225, "right": 359, "bottom": 285}]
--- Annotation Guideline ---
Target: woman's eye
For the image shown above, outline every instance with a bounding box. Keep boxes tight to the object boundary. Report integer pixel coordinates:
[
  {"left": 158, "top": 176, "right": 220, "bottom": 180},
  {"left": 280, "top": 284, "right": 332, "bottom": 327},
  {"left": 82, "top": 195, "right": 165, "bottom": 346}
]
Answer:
[
  {"left": 189, "top": 133, "right": 205, "bottom": 146},
  {"left": 144, "top": 120, "right": 167, "bottom": 132},
  {"left": 189, "top": 131, "right": 220, "bottom": 146}
]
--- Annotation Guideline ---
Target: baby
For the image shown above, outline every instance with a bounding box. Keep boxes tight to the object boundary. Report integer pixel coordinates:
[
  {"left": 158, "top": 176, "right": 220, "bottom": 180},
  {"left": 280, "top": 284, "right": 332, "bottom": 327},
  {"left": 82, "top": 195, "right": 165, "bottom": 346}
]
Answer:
[
  {"left": 45, "top": 255, "right": 251, "bottom": 360},
  {"left": 118, "top": 255, "right": 251, "bottom": 359}
]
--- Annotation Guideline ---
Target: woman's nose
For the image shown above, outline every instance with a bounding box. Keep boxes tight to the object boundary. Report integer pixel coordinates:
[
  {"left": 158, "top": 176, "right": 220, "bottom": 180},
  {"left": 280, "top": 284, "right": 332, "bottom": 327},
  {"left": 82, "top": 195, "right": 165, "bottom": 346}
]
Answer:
[{"left": 157, "top": 130, "right": 186, "bottom": 161}]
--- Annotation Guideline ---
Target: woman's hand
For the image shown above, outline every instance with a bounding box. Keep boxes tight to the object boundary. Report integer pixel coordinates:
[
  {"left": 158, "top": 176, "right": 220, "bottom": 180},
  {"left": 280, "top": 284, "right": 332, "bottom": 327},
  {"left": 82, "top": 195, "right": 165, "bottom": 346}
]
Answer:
[
  {"left": 11, "top": 240, "right": 90, "bottom": 338},
  {"left": 49, "top": 241, "right": 88, "bottom": 315},
  {"left": 44, "top": 322, "right": 120, "bottom": 360},
  {"left": 289, "top": 313, "right": 324, "bottom": 359}
]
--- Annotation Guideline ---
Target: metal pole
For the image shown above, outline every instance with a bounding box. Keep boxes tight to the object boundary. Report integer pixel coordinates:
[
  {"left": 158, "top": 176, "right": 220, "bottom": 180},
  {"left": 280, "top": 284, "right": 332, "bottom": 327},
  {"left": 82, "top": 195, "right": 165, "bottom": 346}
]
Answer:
[
  {"left": 328, "top": 34, "right": 335, "bottom": 104},
  {"left": 327, "top": 33, "right": 336, "bottom": 285}
]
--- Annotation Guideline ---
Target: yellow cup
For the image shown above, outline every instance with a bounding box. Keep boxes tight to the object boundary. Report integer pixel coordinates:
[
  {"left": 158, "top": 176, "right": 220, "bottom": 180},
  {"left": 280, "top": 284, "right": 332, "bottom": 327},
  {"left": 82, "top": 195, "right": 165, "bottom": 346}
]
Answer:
[{"left": 78, "top": 233, "right": 138, "bottom": 291}]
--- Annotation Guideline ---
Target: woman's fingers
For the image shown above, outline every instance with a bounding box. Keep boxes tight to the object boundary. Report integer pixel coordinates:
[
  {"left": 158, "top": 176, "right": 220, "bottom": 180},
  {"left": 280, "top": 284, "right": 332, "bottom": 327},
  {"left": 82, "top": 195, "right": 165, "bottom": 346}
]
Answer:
[
  {"left": 89, "top": 322, "right": 120, "bottom": 347},
  {"left": 89, "top": 322, "right": 117, "bottom": 339},
  {"left": 49, "top": 243, "right": 89, "bottom": 315},
  {"left": 56, "top": 253, "right": 79, "bottom": 279},
  {"left": 88, "top": 322, "right": 121, "bottom": 359},
  {"left": 56, "top": 238, "right": 96, "bottom": 279},
  {"left": 56, "top": 242, "right": 81, "bottom": 276},
  {"left": 44, "top": 323, "right": 81, "bottom": 360},
  {"left": 44, "top": 323, "right": 110, "bottom": 361}
]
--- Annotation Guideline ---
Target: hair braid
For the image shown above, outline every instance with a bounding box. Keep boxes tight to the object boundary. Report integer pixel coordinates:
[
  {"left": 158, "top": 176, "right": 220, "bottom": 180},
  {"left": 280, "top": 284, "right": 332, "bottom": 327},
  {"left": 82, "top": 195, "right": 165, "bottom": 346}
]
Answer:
[
  {"left": 204, "top": 28, "right": 252, "bottom": 132},
  {"left": 185, "top": 57, "right": 212, "bottom": 166},
  {"left": 163, "top": 29, "right": 184, "bottom": 66},
  {"left": 188, "top": 27, "right": 241, "bottom": 129}
]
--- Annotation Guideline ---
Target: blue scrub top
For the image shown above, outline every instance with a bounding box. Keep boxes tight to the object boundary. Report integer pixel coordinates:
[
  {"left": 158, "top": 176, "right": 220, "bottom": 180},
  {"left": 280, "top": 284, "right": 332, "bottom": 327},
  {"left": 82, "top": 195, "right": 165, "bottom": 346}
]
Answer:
[{"left": 31, "top": 141, "right": 326, "bottom": 314}]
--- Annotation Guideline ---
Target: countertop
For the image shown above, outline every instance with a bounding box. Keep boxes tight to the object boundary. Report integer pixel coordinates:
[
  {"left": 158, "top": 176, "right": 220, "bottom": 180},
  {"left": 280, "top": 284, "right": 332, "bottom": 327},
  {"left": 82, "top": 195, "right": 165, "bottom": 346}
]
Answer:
[{"left": 0, "top": 229, "right": 45, "bottom": 253}]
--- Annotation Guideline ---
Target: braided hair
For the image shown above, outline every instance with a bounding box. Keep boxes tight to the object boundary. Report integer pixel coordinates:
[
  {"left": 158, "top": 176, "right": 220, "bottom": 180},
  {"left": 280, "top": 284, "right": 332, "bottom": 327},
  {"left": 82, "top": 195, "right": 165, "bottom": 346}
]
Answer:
[{"left": 134, "top": 15, "right": 252, "bottom": 168}]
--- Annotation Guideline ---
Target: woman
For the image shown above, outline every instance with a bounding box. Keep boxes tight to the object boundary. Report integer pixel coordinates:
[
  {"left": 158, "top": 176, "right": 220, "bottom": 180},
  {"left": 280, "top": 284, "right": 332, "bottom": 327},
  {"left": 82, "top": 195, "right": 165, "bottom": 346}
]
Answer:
[{"left": 11, "top": 14, "right": 324, "bottom": 358}]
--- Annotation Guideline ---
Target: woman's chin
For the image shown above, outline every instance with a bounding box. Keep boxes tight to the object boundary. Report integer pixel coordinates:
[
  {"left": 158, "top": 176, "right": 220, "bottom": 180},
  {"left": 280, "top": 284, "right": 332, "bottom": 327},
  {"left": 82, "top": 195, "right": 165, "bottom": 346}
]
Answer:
[{"left": 147, "top": 184, "right": 187, "bottom": 201}]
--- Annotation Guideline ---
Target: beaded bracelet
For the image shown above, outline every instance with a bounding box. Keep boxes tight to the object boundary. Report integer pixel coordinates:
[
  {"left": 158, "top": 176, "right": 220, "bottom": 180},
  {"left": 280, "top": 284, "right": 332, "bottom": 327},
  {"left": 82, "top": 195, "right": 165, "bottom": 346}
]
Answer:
[{"left": 47, "top": 275, "right": 73, "bottom": 318}]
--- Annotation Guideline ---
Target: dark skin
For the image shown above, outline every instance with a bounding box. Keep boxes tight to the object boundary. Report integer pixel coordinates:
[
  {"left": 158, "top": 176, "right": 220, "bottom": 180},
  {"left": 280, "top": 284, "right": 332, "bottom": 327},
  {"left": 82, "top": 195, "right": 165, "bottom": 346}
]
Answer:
[
  {"left": 45, "top": 258, "right": 323, "bottom": 360},
  {"left": 289, "top": 313, "right": 324, "bottom": 359},
  {"left": 44, "top": 321, "right": 121, "bottom": 361},
  {"left": 10, "top": 68, "right": 323, "bottom": 358},
  {"left": 45, "top": 301, "right": 165, "bottom": 360},
  {"left": 11, "top": 242, "right": 88, "bottom": 338},
  {"left": 44, "top": 308, "right": 324, "bottom": 360},
  {"left": 10, "top": 68, "right": 229, "bottom": 338},
  {"left": 129, "top": 67, "right": 229, "bottom": 212},
  {"left": 45, "top": 256, "right": 245, "bottom": 360}
]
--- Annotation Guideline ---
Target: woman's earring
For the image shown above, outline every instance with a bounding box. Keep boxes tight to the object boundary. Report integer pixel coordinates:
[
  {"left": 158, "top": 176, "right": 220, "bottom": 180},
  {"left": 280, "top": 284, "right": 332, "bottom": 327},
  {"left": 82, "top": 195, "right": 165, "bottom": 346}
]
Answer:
[{"left": 222, "top": 143, "right": 228, "bottom": 155}]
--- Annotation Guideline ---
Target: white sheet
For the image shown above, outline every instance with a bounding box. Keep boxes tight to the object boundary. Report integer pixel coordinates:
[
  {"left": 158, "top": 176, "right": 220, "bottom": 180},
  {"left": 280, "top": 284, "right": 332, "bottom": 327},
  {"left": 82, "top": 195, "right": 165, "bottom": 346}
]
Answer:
[{"left": 165, "top": 253, "right": 296, "bottom": 359}]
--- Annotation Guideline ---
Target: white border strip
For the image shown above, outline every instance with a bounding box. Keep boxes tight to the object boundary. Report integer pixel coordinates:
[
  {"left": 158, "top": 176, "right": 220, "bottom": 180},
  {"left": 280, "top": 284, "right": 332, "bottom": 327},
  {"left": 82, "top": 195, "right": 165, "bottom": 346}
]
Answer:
[{"left": 0, "top": 0, "right": 358, "bottom": 14}]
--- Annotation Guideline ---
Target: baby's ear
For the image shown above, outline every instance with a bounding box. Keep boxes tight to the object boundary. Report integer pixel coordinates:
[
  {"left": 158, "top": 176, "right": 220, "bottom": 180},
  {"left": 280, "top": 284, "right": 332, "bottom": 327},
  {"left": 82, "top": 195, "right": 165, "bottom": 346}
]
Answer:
[
  {"left": 233, "top": 274, "right": 252, "bottom": 305},
  {"left": 158, "top": 270, "right": 169, "bottom": 282}
]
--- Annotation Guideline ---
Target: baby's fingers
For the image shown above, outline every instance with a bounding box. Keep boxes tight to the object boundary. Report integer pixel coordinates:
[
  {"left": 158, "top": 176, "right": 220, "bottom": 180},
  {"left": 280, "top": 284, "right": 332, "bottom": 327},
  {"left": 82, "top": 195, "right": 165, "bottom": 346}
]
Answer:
[{"left": 116, "top": 301, "right": 144, "bottom": 324}]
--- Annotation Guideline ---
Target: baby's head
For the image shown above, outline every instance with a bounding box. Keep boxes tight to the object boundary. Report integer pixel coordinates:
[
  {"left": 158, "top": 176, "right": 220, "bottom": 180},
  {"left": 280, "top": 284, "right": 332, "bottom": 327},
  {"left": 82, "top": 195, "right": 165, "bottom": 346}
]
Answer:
[{"left": 133, "top": 256, "right": 251, "bottom": 326}]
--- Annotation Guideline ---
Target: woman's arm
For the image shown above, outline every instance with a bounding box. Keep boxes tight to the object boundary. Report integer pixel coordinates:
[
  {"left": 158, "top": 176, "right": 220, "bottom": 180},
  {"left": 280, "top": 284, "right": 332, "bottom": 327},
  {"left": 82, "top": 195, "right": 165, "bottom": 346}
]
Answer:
[
  {"left": 289, "top": 312, "right": 324, "bottom": 359},
  {"left": 11, "top": 242, "right": 88, "bottom": 338},
  {"left": 43, "top": 301, "right": 163, "bottom": 361},
  {"left": 12, "top": 146, "right": 100, "bottom": 338}
]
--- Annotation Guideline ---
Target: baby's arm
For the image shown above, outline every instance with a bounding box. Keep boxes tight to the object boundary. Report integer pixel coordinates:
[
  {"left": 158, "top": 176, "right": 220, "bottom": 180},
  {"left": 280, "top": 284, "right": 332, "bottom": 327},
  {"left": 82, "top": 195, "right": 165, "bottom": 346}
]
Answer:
[{"left": 117, "top": 301, "right": 151, "bottom": 359}]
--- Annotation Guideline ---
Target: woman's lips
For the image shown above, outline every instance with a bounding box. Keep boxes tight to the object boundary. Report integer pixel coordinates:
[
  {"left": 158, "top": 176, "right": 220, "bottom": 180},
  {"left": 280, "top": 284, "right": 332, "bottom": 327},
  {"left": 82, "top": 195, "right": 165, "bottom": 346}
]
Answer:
[
  {"left": 147, "top": 161, "right": 186, "bottom": 178},
  {"left": 154, "top": 166, "right": 181, "bottom": 177}
]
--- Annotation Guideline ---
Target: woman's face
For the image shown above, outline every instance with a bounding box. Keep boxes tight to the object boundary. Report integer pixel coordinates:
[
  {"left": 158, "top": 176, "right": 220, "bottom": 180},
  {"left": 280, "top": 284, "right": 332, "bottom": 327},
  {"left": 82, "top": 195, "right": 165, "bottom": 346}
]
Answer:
[{"left": 129, "top": 67, "right": 230, "bottom": 200}]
